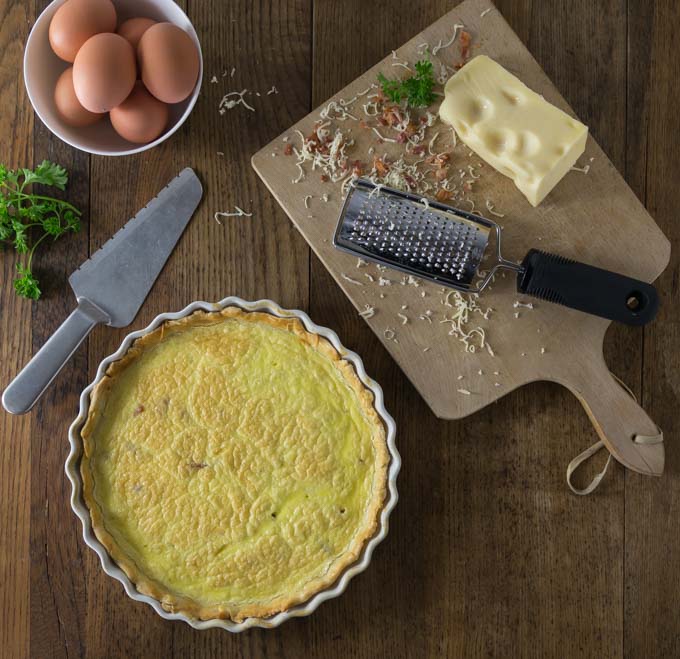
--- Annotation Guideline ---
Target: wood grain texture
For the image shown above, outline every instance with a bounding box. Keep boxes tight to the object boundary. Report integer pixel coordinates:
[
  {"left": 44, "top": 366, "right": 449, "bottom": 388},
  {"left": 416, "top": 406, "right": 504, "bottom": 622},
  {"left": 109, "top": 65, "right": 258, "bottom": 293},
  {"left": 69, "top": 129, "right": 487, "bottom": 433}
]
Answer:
[
  {"left": 28, "top": 4, "right": 91, "bottom": 659},
  {"left": 624, "top": 2, "right": 680, "bottom": 657},
  {"left": 0, "top": 3, "right": 33, "bottom": 658},
  {"left": 252, "top": 0, "right": 669, "bottom": 479},
  {"left": 308, "top": 0, "right": 627, "bottom": 657},
  {"left": 83, "top": 1, "right": 313, "bottom": 657},
  {"left": 0, "top": 0, "right": 678, "bottom": 658}
]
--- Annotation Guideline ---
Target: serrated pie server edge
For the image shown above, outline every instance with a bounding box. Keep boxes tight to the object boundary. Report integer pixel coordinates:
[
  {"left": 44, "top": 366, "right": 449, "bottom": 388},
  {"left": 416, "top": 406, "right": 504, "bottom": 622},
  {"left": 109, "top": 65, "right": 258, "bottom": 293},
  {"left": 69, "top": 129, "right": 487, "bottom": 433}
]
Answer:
[{"left": 2, "top": 168, "right": 203, "bottom": 415}]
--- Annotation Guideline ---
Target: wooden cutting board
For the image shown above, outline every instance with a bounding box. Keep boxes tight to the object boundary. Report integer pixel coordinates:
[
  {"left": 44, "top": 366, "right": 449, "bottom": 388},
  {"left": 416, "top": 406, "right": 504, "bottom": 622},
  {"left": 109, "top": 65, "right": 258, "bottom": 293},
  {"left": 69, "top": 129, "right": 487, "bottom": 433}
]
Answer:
[{"left": 252, "top": 0, "right": 670, "bottom": 476}]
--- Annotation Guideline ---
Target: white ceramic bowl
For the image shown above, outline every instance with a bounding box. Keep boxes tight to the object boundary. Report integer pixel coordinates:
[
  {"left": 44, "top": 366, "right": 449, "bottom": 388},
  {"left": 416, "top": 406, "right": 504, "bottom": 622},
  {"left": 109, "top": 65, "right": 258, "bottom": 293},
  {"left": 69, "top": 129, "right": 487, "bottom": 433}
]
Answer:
[
  {"left": 24, "top": 0, "right": 203, "bottom": 156},
  {"left": 65, "top": 297, "right": 400, "bottom": 631}
]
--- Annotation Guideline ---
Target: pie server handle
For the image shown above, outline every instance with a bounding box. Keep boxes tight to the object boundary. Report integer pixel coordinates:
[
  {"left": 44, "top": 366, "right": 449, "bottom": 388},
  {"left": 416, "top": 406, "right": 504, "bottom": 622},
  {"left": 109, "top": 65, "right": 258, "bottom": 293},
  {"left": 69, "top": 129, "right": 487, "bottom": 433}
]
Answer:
[{"left": 2, "top": 300, "right": 109, "bottom": 415}]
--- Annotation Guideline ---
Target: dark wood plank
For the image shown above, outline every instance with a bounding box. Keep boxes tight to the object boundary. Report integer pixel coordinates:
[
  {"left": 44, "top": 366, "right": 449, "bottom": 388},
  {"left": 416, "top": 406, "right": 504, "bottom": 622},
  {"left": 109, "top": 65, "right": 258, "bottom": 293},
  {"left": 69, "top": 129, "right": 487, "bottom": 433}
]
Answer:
[
  {"left": 308, "top": 0, "right": 629, "bottom": 657},
  {"left": 82, "top": 1, "right": 313, "bottom": 657},
  {"left": 28, "top": 3, "right": 91, "bottom": 658},
  {"left": 4, "top": 1, "right": 677, "bottom": 657},
  {"left": 625, "top": 2, "right": 680, "bottom": 657},
  {"left": 0, "top": 2, "right": 34, "bottom": 657}
]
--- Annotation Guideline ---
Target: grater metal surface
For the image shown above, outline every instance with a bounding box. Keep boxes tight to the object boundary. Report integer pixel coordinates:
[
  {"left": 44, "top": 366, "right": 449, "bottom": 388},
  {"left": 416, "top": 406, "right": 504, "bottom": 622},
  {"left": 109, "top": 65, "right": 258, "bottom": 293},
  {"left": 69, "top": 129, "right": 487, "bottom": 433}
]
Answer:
[{"left": 334, "top": 179, "right": 517, "bottom": 292}]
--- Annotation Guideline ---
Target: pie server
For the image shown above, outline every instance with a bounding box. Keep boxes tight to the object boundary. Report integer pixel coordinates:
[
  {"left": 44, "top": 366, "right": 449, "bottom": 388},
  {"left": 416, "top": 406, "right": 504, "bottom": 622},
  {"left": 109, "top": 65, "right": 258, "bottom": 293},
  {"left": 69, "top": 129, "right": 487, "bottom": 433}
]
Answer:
[
  {"left": 2, "top": 168, "right": 203, "bottom": 415},
  {"left": 334, "top": 178, "right": 659, "bottom": 325}
]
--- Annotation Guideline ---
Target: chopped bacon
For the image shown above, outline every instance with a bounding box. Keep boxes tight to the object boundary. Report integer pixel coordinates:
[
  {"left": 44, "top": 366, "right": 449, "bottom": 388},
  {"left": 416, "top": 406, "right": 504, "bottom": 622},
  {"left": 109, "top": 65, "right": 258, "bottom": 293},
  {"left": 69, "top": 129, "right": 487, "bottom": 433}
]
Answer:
[
  {"left": 435, "top": 168, "right": 449, "bottom": 181},
  {"left": 435, "top": 189, "right": 453, "bottom": 202},
  {"left": 351, "top": 160, "right": 364, "bottom": 177},
  {"left": 412, "top": 145, "right": 426, "bottom": 156},
  {"left": 377, "top": 117, "right": 388, "bottom": 126},
  {"left": 381, "top": 105, "right": 403, "bottom": 127},
  {"left": 396, "top": 132, "right": 408, "bottom": 144},
  {"left": 373, "top": 156, "right": 390, "bottom": 177},
  {"left": 427, "top": 153, "right": 450, "bottom": 167},
  {"left": 455, "top": 30, "right": 472, "bottom": 69},
  {"left": 463, "top": 181, "right": 472, "bottom": 192},
  {"left": 359, "top": 120, "right": 370, "bottom": 129},
  {"left": 320, "top": 174, "right": 329, "bottom": 182},
  {"left": 284, "top": 143, "right": 293, "bottom": 156}
]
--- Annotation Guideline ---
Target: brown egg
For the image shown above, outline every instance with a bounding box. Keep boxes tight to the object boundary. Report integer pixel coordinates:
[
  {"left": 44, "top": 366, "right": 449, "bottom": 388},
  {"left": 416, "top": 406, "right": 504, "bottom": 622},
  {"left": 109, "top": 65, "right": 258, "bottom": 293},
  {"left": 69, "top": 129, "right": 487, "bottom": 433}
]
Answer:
[
  {"left": 110, "top": 82, "right": 169, "bottom": 144},
  {"left": 117, "top": 17, "right": 156, "bottom": 49},
  {"left": 73, "top": 33, "right": 136, "bottom": 113},
  {"left": 48, "top": 0, "right": 116, "bottom": 63},
  {"left": 138, "top": 23, "right": 199, "bottom": 104},
  {"left": 54, "top": 67, "right": 105, "bottom": 127}
]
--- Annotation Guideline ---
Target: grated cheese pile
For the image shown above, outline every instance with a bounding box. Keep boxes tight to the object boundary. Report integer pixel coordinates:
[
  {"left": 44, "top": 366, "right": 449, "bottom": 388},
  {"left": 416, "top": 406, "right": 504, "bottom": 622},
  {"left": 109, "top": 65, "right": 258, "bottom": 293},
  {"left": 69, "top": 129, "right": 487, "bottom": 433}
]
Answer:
[
  {"left": 440, "top": 290, "right": 493, "bottom": 354},
  {"left": 276, "top": 23, "right": 552, "bottom": 371},
  {"left": 291, "top": 124, "right": 358, "bottom": 185}
]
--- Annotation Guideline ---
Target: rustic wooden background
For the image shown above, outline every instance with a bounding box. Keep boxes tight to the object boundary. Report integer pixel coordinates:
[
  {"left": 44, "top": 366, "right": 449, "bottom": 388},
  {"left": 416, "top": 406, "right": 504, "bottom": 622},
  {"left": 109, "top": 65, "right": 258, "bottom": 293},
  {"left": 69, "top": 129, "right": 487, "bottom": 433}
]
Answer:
[{"left": 1, "top": 0, "right": 678, "bottom": 657}]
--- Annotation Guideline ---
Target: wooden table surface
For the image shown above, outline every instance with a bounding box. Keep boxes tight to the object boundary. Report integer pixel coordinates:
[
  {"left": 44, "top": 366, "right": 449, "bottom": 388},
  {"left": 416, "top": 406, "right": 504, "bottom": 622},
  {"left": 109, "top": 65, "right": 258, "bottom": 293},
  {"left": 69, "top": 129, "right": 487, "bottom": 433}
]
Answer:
[{"left": 1, "top": 1, "right": 678, "bottom": 657}]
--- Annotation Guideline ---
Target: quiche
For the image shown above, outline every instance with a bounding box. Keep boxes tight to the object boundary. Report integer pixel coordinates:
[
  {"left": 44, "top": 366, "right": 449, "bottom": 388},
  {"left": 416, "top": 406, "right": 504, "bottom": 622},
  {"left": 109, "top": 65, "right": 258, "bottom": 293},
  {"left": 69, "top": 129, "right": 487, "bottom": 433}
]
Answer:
[{"left": 80, "top": 307, "right": 389, "bottom": 622}]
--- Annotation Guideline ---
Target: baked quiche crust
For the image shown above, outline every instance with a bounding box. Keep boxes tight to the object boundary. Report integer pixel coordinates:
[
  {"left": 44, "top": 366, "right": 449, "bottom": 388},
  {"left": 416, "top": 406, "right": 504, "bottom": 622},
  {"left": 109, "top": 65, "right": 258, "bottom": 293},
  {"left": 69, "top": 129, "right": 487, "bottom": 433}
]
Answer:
[{"left": 80, "top": 307, "right": 389, "bottom": 622}]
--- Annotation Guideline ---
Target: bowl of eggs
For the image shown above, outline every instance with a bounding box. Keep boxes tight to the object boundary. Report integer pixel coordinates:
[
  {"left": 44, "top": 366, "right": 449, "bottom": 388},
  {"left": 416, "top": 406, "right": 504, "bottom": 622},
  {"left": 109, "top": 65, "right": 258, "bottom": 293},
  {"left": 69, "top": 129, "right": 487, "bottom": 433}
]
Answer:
[{"left": 24, "top": 0, "right": 202, "bottom": 156}]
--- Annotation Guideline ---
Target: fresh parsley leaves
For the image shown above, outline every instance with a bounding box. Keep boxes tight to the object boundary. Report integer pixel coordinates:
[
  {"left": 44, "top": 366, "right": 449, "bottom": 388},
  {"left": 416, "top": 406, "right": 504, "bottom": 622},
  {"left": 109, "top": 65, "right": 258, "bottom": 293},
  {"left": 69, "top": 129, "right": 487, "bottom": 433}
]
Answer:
[
  {"left": 0, "top": 161, "right": 81, "bottom": 300},
  {"left": 378, "top": 59, "right": 437, "bottom": 108}
]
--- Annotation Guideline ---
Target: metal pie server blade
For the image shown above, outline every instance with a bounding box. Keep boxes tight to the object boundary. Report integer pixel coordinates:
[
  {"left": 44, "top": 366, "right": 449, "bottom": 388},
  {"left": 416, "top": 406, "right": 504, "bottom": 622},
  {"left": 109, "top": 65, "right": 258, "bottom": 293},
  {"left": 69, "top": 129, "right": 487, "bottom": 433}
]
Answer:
[{"left": 2, "top": 168, "right": 203, "bottom": 415}]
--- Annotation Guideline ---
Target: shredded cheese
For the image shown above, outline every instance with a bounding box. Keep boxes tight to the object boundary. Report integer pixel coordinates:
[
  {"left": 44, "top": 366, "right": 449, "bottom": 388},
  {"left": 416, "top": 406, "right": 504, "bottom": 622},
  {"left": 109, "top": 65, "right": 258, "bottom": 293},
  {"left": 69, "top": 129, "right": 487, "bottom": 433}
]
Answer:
[
  {"left": 440, "top": 290, "right": 492, "bottom": 353},
  {"left": 341, "top": 273, "right": 363, "bottom": 285},
  {"left": 320, "top": 100, "right": 358, "bottom": 122},
  {"left": 214, "top": 207, "right": 253, "bottom": 223},
  {"left": 485, "top": 199, "right": 505, "bottom": 217},
  {"left": 372, "top": 127, "right": 398, "bottom": 143},
  {"left": 293, "top": 127, "right": 355, "bottom": 183},
  {"left": 431, "top": 24, "right": 465, "bottom": 57},
  {"left": 219, "top": 89, "right": 255, "bottom": 113}
]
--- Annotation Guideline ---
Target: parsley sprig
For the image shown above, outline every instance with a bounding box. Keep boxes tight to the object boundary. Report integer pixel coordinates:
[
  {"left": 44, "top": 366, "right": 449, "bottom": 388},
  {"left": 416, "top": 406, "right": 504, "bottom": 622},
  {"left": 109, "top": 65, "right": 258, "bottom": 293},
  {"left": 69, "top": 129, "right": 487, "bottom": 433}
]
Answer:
[
  {"left": 378, "top": 59, "right": 437, "bottom": 108},
  {"left": 0, "top": 161, "right": 81, "bottom": 300}
]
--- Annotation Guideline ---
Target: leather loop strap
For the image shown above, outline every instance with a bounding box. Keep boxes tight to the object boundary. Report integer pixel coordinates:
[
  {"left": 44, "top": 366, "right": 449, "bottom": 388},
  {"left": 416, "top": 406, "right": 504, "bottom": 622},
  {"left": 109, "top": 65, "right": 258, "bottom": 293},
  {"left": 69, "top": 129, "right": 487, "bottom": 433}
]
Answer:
[
  {"left": 566, "top": 441, "right": 613, "bottom": 495},
  {"left": 566, "top": 373, "right": 663, "bottom": 495}
]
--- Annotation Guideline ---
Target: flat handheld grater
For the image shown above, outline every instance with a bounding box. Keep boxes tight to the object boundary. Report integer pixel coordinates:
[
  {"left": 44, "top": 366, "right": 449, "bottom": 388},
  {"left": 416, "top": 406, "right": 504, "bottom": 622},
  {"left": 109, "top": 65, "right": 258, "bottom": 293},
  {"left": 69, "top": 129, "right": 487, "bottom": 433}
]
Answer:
[{"left": 333, "top": 179, "right": 659, "bottom": 326}]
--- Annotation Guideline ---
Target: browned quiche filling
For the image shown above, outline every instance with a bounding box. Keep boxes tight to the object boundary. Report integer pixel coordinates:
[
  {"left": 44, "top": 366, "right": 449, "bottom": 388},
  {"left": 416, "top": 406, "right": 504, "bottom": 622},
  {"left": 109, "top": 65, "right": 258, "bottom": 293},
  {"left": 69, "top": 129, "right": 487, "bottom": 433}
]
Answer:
[{"left": 80, "top": 308, "right": 389, "bottom": 621}]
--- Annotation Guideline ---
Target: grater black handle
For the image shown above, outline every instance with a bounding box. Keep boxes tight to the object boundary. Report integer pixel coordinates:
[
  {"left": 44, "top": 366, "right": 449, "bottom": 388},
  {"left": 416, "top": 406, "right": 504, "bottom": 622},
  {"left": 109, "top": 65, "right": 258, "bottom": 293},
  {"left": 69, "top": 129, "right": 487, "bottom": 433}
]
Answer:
[{"left": 517, "top": 249, "right": 659, "bottom": 326}]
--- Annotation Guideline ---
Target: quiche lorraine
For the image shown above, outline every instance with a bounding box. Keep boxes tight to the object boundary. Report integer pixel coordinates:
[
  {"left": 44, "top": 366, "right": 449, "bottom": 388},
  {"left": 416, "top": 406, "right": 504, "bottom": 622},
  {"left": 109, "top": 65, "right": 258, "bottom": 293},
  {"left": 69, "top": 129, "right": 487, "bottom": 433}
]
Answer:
[{"left": 80, "top": 307, "right": 389, "bottom": 622}]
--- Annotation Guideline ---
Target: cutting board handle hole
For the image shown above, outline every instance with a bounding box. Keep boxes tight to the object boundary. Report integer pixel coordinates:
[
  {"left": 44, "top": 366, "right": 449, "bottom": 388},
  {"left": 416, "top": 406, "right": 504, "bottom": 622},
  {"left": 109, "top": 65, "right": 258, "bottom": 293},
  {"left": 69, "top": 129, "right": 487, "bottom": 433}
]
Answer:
[{"left": 626, "top": 291, "right": 646, "bottom": 312}]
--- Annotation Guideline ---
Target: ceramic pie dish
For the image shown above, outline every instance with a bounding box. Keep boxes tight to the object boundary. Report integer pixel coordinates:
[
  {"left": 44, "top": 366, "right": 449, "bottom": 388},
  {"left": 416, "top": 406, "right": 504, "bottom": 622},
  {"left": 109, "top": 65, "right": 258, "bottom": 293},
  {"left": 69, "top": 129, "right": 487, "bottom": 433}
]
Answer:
[{"left": 66, "top": 297, "right": 399, "bottom": 631}]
